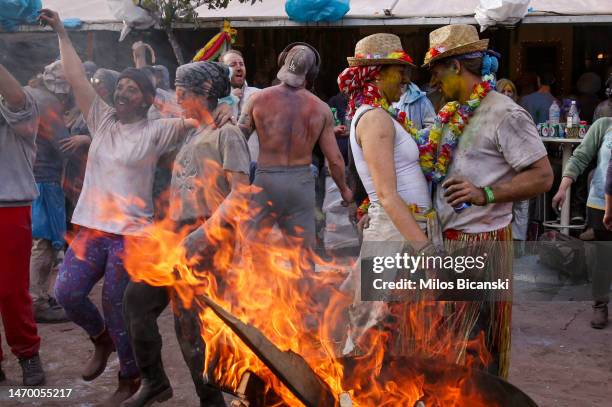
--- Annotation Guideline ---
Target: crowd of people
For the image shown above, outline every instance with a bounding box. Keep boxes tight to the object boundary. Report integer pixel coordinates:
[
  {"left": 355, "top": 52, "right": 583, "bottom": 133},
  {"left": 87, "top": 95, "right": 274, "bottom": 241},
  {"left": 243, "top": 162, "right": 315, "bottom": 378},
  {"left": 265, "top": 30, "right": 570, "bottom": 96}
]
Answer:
[
  {"left": 0, "top": 7, "right": 611, "bottom": 407},
  {"left": 492, "top": 70, "right": 612, "bottom": 329}
]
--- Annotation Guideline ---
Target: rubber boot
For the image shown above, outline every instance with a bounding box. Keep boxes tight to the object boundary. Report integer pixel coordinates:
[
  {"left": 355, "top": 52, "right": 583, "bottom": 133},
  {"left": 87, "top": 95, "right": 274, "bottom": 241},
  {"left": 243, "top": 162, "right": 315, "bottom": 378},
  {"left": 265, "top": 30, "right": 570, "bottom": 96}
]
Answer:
[
  {"left": 591, "top": 302, "right": 608, "bottom": 329},
  {"left": 83, "top": 328, "right": 116, "bottom": 381},
  {"left": 97, "top": 372, "right": 140, "bottom": 407},
  {"left": 199, "top": 384, "right": 226, "bottom": 407},
  {"left": 120, "top": 361, "right": 172, "bottom": 407}
]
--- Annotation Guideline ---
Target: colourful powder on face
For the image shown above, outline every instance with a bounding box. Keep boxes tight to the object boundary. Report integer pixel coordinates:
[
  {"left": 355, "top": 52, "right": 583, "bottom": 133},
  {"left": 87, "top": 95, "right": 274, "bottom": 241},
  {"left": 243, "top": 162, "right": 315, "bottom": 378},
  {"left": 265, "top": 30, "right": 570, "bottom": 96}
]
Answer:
[
  {"left": 440, "top": 74, "right": 465, "bottom": 101},
  {"left": 378, "top": 66, "right": 405, "bottom": 102}
]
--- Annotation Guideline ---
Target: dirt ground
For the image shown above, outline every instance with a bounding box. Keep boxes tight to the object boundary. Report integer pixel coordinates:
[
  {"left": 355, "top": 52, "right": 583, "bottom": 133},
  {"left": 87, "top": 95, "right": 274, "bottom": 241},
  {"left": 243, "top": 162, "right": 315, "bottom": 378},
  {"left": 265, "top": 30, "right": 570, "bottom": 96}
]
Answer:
[{"left": 1, "top": 261, "right": 611, "bottom": 407}]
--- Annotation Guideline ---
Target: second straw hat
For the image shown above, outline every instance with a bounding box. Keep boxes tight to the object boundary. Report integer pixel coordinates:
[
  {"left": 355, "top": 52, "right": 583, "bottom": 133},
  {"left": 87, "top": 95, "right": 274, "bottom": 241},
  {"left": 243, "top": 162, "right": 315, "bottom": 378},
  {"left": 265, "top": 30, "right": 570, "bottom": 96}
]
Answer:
[{"left": 422, "top": 25, "right": 489, "bottom": 67}]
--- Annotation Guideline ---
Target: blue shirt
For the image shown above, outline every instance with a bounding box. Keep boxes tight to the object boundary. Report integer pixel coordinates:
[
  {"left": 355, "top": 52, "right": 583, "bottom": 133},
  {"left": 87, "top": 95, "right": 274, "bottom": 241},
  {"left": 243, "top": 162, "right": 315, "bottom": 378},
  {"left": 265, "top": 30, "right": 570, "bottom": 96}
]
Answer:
[
  {"left": 519, "top": 91, "right": 556, "bottom": 125},
  {"left": 607, "top": 155, "right": 612, "bottom": 196},
  {"left": 393, "top": 83, "right": 436, "bottom": 130}
]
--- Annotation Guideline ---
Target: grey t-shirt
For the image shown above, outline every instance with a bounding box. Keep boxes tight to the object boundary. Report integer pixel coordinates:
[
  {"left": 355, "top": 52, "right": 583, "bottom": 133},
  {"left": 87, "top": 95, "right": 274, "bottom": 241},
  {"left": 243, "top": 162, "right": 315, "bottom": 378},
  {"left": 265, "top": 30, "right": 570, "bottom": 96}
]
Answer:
[
  {"left": 170, "top": 124, "right": 250, "bottom": 223},
  {"left": 71, "top": 96, "right": 187, "bottom": 235},
  {"left": 0, "top": 88, "right": 39, "bottom": 206},
  {"left": 28, "top": 87, "right": 70, "bottom": 184},
  {"left": 436, "top": 91, "right": 547, "bottom": 233}
]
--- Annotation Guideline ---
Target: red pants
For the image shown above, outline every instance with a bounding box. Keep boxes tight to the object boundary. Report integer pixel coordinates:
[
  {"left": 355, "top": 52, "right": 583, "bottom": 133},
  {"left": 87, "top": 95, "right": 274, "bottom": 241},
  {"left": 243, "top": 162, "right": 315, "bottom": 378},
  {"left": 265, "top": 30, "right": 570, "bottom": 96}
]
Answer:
[{"left": 0, "top": 206, "right": 40, "bottom": 361}]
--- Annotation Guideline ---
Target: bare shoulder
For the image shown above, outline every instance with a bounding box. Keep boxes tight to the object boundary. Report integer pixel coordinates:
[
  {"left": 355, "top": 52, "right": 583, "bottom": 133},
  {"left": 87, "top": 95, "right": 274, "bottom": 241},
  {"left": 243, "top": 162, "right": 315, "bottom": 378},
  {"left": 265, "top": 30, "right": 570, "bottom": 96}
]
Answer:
[
  {"left": 245, "top": 89, "right": 262, "bottom": 105},
  {"left": 254, "top": 84, "right": 283, "bottom": 98},
  {"left": 295, "top": 91, "right": 331, "bottom": 119},
  {"left": 357, "top": 107, "right": 394, "bottom": 130},
  {"left": 309, "top": 92, "right": 330, "bottom": 109},
  {"left": 247, "top": 86, "right": 280, "bottom": 110},
  {"left": 355, "top": 107, "right": 395, "bottom": 146}
]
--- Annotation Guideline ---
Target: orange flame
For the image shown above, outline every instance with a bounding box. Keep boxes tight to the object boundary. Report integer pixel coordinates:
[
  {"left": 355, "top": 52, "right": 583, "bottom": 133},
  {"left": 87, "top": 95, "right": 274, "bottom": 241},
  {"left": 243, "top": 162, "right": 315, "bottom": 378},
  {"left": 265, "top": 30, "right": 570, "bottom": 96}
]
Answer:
[{"left": 118, "top": 158, "right": 498, "bottom": 407}]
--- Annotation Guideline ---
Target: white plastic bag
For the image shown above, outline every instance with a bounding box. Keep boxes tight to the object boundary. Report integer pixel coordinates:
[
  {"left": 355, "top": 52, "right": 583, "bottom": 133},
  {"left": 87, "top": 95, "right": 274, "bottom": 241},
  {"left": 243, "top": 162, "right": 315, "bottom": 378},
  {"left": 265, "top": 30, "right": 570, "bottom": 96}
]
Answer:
[
  {"left": 106, "top": 0, "right": 156, "bottom": 41},
  {"left": 475, "top": 0, "right": 530, "bottom": 31},
  {"left": 322, "top": 176, "right": 359, "bottom": 251}
]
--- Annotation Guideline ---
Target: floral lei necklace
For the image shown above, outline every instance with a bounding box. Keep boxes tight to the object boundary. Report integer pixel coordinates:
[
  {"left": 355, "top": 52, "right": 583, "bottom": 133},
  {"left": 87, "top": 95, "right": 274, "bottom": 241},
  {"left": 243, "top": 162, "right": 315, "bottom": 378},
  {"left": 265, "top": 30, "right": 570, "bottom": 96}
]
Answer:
[
  {"left": 362, "top": 74, "right": 495, "bottom": 184},
  {"left": 414, "top": 74, "right": 495, "bottom": 183}
]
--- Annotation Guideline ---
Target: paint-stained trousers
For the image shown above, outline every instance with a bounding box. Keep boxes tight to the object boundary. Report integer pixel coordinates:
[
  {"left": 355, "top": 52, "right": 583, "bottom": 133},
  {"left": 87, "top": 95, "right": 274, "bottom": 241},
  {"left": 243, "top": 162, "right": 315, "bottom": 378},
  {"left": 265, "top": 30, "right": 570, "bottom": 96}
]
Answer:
[
  {"left": 123, "top": 221, "right": 225, "bottom": 401},
  {"left": 248, "top": 165, "right": 316, "bottom": 249},
  {"left": 0, "top": 206, "right": 41, "bottom": 362},
  {"left": 54, "top": 228, "right": 138, "bottom": 378},
  {"left": 123, "top": 282, "right": 218, "bottom": 399}
]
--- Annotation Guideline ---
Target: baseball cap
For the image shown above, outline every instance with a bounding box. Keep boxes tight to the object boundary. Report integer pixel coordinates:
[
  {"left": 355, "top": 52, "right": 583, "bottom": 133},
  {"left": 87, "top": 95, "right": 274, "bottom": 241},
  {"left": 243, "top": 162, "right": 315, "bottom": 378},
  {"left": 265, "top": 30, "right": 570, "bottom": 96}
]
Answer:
[{"left": 277, "top": 45, "right": 316, "bottom": 88}]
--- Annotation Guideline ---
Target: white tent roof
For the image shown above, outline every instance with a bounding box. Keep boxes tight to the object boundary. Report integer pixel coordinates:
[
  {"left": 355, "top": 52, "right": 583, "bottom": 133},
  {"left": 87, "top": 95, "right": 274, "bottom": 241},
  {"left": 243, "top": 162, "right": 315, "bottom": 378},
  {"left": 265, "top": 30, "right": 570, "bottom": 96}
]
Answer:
[
  {"left": 196, "top": 0, "right": 396, "bottom": 20},
  {"left": 196, "top": 0, "right": 612, "bottom": 21},
  {"left": 14, "top": 0, "right": 612, "bottom": 31},
  {"left": 41, "top": 0, "right": 115, "bottom": 22},
  {"left": 392, "top": 0, "right": 612, "bottom": 17}
]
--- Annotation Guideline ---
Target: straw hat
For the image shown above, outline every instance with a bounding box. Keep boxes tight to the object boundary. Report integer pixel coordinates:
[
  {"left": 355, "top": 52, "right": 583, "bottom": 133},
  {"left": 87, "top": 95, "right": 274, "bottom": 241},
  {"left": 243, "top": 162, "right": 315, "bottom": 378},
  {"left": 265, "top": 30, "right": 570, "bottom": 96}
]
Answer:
[
  {"left": 422, "top": 25, "right": 489, "bottom": 67},
  {"left": 347, "top": 33, "right": 416, "bottom": 67}
]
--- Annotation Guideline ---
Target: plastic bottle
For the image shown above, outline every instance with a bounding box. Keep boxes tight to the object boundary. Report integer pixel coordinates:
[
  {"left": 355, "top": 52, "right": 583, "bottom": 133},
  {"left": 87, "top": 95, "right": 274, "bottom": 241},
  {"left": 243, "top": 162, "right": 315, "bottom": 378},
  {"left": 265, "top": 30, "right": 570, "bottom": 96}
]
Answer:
[
  {"left": 330, "top": 108, "right": 340, "bottom": 126},
  {"left": 572, "top": 109, "right": 581, "bottom": 128},
  {"left": 567, "top": 101, "right": 579, "bottom": 128},
  {"left": 549, "top": 100, "right": 560, "bottom": 125}
]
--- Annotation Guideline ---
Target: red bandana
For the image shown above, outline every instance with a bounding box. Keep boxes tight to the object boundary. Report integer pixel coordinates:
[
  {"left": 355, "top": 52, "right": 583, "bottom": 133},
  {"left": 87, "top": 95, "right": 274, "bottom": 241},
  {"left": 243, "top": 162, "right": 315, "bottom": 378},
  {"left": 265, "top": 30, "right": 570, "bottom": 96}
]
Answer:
[{"left": 337, "top": 65, "right": 382, "bottom": 119}]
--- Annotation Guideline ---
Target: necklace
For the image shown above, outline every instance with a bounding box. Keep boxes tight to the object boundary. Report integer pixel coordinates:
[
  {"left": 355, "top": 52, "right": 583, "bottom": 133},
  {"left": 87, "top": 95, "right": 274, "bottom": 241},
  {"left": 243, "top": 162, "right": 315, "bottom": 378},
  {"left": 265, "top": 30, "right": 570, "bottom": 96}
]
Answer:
[
  {"left": 409, "top": 75, "right": 495, "bottom": 184},
  {"left": 355, "top": 75, "right": 494, "bottom": 184},
  {"left": 411, "top": 74, "right": 495, "bottom": 183}
]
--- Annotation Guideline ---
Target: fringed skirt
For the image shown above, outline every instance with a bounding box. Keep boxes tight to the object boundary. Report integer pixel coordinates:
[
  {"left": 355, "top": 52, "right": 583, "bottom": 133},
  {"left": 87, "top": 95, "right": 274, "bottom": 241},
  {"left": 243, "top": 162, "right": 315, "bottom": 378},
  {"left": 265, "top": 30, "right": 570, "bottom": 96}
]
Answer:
[{"left": 443, "top": 225, "right": 513, "bottom": 379}]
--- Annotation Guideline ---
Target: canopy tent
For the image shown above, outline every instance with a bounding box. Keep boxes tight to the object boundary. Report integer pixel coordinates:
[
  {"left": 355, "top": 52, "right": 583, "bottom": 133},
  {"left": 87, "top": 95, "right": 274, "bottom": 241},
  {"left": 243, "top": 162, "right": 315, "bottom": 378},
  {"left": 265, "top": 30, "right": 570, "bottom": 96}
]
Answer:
[
  {"left": 195, "top": 0, "right": 612, "bottom": 25},
  {"left": 195, "top": 0, "right": 396, "bottom": 19},
  {"left": 11, "top": 0, "right": 612, "bottom": 31},
  {"left": 41, "top": 0, "right": 116, "bottom": 22},
  {"left": 392, "top": 0, "right": 612, "bottom": 17}
]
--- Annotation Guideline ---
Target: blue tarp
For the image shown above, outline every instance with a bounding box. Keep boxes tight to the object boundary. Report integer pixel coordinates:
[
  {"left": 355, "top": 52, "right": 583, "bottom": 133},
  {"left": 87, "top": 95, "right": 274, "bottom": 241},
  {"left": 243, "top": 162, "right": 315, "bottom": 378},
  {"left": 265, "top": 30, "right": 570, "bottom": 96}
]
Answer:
[
  {"left": 0, "top": 0, "right": 42, "bottom": 31},
  {"left": 285, "top": 0, "right": 350, "bottom": 23}
]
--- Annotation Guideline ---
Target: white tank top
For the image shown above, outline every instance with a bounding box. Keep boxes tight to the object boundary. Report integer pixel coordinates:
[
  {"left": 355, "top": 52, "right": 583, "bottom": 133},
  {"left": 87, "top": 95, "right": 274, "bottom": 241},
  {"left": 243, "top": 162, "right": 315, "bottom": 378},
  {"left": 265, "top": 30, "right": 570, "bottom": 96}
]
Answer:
[{"left": 350, "top": 104, "right": 432, "bottom": 209}]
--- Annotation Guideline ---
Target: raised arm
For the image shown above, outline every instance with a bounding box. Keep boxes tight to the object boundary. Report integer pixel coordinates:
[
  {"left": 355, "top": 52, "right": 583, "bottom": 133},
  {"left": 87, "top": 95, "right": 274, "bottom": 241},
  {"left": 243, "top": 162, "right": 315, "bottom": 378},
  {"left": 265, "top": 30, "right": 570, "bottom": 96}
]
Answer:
[
  {"left": 39, "top": 9, "right": 97, "bottom": 119},
  {"left": 318, "top": 108, "right": 353, "bottom": 204},
  {"left": 237, "top": 92, "right": 257, "bottom": 138},
  {"left": 0, "top": 64, "right": 26, "bottom": 111},
  {"left": 357, "top": 108, "right": 428, "bottom": 247}
]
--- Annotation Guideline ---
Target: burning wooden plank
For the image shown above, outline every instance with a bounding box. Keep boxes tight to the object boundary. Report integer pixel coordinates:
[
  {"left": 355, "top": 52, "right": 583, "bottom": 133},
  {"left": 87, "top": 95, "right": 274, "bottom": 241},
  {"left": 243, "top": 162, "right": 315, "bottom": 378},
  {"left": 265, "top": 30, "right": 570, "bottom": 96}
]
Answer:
[{"left": 195, "top": 294, "right": 339, "bottom": 407}]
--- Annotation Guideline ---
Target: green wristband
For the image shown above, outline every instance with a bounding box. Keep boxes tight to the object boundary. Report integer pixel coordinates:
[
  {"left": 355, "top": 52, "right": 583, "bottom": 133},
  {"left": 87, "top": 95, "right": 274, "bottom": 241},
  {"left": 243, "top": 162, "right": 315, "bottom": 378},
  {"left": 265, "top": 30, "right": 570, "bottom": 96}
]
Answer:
[{"left": 483, "top": 186, "right": 495, "bottom": 204}]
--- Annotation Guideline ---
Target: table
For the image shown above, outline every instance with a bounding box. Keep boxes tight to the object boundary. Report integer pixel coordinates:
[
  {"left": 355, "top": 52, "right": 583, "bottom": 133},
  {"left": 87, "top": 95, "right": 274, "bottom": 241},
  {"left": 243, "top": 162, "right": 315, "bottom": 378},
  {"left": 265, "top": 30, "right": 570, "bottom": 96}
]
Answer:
[{"left": 541, "top": 137, "right": 585, "bottom": 235}]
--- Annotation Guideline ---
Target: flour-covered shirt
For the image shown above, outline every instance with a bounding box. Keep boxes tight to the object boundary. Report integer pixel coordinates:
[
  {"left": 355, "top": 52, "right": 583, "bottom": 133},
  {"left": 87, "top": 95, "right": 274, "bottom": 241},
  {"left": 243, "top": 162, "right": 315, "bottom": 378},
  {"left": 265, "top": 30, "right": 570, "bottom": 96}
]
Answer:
[
  {"left": 435, "top": 91, "right": 547, "bottom": 233},
  {"left": 28, "top": 87, "right": 69, "bottom": 184},
  {"left": 0, "top": 88, "right": 39, "bottom": 206},
  {"left": 170, "top": 124, "right": 250, "bottom": 223},
  {"left": 72, "top": 96, "right": 188, "bottom": 235}
]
